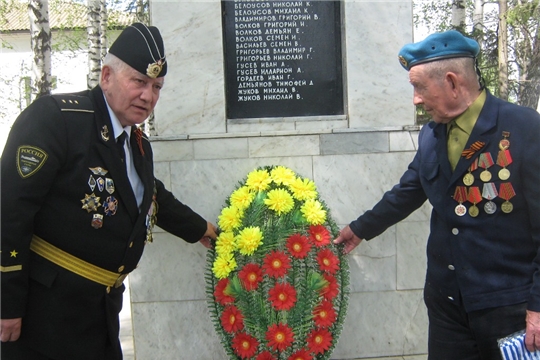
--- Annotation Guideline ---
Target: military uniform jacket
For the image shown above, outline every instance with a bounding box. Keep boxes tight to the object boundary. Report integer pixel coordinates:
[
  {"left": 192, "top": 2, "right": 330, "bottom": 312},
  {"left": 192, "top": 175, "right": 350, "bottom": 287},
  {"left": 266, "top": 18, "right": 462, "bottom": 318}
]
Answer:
[
  {"left": 350, "top": 92, "right": 540, "bottom": 313},
  {"left": 0, "top": 86, "right": 207, "bottom": 359}
]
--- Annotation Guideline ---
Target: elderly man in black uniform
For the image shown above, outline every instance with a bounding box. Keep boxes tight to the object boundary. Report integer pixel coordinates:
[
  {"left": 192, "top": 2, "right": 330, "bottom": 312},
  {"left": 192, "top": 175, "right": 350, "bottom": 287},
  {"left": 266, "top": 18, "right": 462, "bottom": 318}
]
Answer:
[
  {"left": 0, "top": 23, "right": 218, "bottom": 360},
  {"left": 335, "top": 30, "right": 540, "bottom": 359}
]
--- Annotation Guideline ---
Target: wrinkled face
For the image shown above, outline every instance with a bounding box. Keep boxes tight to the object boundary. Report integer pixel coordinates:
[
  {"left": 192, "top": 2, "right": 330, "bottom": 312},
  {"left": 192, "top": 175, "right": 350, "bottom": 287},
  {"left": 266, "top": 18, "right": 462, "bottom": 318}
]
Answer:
[
  {"left": 101, "top": 65, "right": 164, "bottom": 127},
  {"left": 409, "top": 64, "right": 456, "bottom": 124}
]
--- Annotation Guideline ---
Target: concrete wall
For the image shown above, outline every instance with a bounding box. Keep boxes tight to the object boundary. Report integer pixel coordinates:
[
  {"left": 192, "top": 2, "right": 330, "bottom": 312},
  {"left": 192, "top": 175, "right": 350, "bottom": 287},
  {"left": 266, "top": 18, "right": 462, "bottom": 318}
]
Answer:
[{"left": 128, "top": 0, "right": 430, "bottom": 358}]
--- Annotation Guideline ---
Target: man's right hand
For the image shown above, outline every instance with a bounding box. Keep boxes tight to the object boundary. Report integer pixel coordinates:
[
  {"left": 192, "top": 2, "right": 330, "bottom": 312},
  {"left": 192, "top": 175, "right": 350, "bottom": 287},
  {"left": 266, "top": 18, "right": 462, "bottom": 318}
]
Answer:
[
  {"left": 333, "top": 225, "right": 363, "bottom": 254},
  {"left": 0, "top": 318, "right": 22, "bottom": 342}
]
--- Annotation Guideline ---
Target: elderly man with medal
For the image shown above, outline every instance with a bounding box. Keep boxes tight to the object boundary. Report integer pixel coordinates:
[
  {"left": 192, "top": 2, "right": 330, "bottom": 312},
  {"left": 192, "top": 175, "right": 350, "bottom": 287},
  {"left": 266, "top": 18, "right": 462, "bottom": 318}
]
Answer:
[
  {"left": 0, "top": 23, "right": 218, "bottom": 360},
  {"left": 335, "top": 30, "right": 540, "bottom": 359}
]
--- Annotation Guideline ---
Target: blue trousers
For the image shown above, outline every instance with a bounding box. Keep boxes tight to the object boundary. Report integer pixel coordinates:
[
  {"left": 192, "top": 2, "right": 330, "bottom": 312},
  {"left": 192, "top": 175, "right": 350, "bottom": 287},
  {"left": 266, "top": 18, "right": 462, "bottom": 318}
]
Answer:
[{"left": 425, "top": 283, "right": 528, "bottom": 360}]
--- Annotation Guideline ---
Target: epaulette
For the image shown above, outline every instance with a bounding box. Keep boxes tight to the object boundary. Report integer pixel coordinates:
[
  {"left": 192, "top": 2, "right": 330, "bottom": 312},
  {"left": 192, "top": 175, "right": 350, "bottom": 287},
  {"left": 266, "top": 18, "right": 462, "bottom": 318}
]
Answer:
[{"left": 51, "top": 94, "right": 94, "bottom": 113}]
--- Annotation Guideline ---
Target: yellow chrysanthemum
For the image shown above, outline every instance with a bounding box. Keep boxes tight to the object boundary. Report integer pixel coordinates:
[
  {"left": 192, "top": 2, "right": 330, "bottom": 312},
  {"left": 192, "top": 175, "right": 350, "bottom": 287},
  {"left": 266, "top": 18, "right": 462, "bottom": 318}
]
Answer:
[
  {"left": 215, "top": 231, "right": 237, "bottom": 256},
  {"left": 301, "top": 199, "right": 327, "bottom": 225},
  {"left": 230, "top": 186, "right": 255, "bottom": 211},
  {"left": 236, "top": 226, "right": 264, "bottom": 256},
  {"left": 212, "top": 253, "right": 237, "bottom": 279},
  {"left": 245, "top": 169, "right": 272, "bottom": 192},
  {"left": 218, "top": 206, "right": 243, "bottom": 232},
  {"left": 270, "top": 166, "right": 296, "bottom": 186},
  {"left": 289, "top": 177, "right": 317, "bottom": 201},
  {"left": 264, "top": 188, "right": 294, "bottom": 215}
]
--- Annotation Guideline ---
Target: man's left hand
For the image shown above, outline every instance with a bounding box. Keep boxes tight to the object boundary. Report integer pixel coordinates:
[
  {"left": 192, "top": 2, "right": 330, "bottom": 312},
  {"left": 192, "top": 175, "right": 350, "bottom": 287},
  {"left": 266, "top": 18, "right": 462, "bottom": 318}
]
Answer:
[{"left": 525, "top": 310, "right": 540, "bottom": 351}]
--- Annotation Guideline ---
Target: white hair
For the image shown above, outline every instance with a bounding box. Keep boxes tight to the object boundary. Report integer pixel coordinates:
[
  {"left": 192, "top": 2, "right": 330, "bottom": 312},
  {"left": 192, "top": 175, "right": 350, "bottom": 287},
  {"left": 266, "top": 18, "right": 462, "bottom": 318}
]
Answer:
[{"left": 99, "top": 53, "right": 132, "bottom": 86}]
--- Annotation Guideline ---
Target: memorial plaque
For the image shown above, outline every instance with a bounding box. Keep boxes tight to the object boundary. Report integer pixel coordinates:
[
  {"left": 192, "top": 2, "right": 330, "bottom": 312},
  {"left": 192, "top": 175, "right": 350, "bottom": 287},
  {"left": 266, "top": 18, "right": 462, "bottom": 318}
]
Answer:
[{"left": 222, "top": 0, "right": 344, "bottom": 119}]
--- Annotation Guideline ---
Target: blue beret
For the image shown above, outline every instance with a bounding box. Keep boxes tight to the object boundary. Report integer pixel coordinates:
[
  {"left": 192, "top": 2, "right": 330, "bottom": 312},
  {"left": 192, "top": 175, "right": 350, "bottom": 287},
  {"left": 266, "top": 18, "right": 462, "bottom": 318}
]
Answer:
[
  {"left": 109, "top": 23, "right": 167, "bottom": 78},
  {"left": 398, "top": 30, "right": 479, "bottom": 71}
]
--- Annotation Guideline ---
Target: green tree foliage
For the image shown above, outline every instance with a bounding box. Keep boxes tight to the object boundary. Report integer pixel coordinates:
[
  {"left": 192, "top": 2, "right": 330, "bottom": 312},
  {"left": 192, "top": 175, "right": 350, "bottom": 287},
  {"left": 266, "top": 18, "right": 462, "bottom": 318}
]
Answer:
[{"left": 414, "top": 0, "right": 539, "bottom": 117}]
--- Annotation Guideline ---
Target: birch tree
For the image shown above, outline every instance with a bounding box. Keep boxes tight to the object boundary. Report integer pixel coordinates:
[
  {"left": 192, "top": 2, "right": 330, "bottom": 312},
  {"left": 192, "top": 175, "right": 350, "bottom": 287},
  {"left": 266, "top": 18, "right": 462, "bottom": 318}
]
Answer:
[
  {"left": 100, "top": 0, "right": 108, "bottom": 61},
  {"left": 28, "top": 0, "right": 52, "bottom": 99},
  {"left": 87, "top": 0, "right": 101, "bottom": 88},
  {"left": 508, "top": 0, "right": 540, "bottom": 109},
  {"left": 499, "top": 0, "right": 509, "bottom": 100},
  {"left": 452, "top": 0, "right": 467, "bottom": 31}
]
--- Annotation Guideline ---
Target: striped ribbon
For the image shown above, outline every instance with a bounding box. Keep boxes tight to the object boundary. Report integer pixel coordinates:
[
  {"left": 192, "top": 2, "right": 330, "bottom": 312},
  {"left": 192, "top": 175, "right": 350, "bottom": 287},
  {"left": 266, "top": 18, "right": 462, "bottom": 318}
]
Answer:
[{"left": 461, "top": 140, "right": 486, "bottom": 159}]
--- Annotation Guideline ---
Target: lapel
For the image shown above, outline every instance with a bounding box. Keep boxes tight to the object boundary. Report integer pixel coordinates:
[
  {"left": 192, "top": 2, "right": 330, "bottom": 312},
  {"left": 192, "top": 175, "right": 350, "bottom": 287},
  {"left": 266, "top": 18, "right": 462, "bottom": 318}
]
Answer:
[
  {"left": 448, "top": 92, "right": 498, "bottom": 186},
  {"left": 89, "top": 87, "right": 139, "bottom": 222},
  {"left": 432, "top": 122, "right": 453, "bottom": 182}
]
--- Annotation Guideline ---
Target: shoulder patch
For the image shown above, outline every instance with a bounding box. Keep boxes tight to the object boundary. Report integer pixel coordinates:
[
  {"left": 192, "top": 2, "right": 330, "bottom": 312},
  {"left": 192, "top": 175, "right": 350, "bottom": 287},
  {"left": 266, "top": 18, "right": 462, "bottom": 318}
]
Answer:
[
  {"left": 51, "top": 94, "right": 94, "bottom": 113},
  {"left": 16, "top": 145, "right": 48, "bottom": 178}
]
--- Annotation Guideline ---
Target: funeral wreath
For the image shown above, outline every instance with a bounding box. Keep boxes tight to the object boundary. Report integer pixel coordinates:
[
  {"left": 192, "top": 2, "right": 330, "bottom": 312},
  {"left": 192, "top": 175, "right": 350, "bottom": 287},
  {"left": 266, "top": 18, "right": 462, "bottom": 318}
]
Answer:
[{"left": 205, "top": 165, "right": 350, "bottom": 360}]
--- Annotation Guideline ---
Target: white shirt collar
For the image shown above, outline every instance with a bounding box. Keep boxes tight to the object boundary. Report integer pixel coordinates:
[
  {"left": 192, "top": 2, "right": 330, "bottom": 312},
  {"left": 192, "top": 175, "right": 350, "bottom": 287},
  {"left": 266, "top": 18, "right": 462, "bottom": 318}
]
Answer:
[{"left": 103, "top": 95, "right": 131, "bottom": 141}]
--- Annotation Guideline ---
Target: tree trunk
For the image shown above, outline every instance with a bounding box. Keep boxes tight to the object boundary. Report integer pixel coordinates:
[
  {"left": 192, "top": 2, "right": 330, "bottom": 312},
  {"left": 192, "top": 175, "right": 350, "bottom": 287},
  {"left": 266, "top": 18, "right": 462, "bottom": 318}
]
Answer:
[
  {"left": 518, "top": 1, "right": 540, "bottom": 110},
  {"left": 498, "top": 0, "right": 509, "bottom": 101},
  {"left": 87, "top": 0, "right": 101, "bottom": 89},
  {"left": 28, "top": 0, "right": 52, "bottom": 100},
  {"left": 451, "top": 0, "right": 467, "bottom": 32},
  {"left": 472, "top": 0, "right": 484, "bottom": 51},
  {"left": 136, "top": 0, "right": 149, "bottom": 24},
  {"left": 100, "top": 0, "right": 108, "bottom": 61}
]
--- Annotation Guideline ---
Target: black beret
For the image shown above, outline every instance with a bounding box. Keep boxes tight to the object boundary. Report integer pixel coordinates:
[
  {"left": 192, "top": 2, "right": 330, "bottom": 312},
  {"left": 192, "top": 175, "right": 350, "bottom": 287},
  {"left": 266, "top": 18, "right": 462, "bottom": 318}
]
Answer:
[
  {"left": 398, "top": 30, "right": 480, "bottom": 71},
  {"left": 109, "top": 23, "right": 167, "bottom": 78}
]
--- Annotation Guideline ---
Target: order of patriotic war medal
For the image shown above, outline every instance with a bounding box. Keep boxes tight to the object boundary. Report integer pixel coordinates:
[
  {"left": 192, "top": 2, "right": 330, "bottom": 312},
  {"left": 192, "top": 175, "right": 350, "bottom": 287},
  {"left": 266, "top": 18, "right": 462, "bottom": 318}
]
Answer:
[
  {"left": 103, "top": 196, "right": 118, "bottom": 216},
  {"left": 454, "top": 186, "right": 467, "bottom": 216},
  {"left": 81, "top": 193, "right": 101, "bottom": 213},
  {"left": 91, "top": 214, "right": 104, "bottom": 229}
]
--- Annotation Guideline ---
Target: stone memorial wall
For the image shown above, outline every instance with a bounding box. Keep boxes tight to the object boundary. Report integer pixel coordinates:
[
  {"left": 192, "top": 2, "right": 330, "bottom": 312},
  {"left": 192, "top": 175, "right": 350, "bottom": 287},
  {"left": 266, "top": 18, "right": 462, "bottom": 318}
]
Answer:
[{"left": 127, "top": 1, "right": 430, "bottom": 359}]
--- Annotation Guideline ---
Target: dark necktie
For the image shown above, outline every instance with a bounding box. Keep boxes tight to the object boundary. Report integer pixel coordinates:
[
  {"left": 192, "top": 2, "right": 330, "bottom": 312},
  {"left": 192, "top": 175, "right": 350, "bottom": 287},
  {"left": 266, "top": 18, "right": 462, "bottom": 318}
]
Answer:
[{"left": 117, "top": 131, "right": 127, "bottom": 164}]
